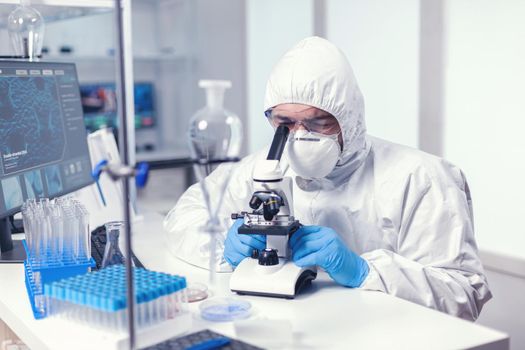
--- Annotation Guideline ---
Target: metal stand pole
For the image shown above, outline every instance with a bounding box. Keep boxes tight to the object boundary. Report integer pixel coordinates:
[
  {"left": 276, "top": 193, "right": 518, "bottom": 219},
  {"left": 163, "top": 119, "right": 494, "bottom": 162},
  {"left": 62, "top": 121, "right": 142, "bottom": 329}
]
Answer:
[{"left": 114, "top": 0, "right": 136, "bottom": 349}]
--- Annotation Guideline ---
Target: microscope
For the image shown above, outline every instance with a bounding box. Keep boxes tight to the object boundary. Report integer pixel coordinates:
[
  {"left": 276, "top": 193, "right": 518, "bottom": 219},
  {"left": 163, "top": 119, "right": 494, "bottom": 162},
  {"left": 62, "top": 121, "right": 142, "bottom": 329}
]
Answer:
[{"left": 229, "top": 126, "right": 317, "bottom": 299}]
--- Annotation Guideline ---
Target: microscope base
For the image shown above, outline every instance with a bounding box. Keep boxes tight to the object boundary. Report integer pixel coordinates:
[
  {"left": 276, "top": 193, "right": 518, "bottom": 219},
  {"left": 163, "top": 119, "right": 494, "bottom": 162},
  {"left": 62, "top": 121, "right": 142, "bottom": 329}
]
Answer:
[{"left": 230, "top": 258, "right": 317, "bottom": 299}]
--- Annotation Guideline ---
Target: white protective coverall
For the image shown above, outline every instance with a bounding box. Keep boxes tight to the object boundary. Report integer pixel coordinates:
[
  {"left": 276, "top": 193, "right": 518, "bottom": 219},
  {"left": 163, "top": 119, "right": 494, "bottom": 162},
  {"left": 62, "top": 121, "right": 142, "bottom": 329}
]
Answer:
[{"left": 164, "top": 36, "right": 491, "bottom": 321}]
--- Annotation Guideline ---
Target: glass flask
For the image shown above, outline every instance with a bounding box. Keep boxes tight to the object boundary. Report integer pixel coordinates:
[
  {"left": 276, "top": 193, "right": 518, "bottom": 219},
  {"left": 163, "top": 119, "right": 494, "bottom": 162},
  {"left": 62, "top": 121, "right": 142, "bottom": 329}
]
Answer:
[
  {"left": 7, "top": 0, "right": 45, "bottom": 60},
  {"left": 187, "top": 80, "right": 243, "bottom": 284},
  {"left": 188, "top": 80, "right": 242, "bottom": 173},
  {"left": 102, "top": 221, "right": 125, "bottom": 268}
]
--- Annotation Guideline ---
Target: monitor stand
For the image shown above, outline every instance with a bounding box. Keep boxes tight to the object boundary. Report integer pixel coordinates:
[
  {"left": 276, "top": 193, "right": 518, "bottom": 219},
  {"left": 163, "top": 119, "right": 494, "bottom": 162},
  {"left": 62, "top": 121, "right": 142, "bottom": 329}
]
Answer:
[{"left": 0, "top": 217, "right": 26, "bottom": 263}]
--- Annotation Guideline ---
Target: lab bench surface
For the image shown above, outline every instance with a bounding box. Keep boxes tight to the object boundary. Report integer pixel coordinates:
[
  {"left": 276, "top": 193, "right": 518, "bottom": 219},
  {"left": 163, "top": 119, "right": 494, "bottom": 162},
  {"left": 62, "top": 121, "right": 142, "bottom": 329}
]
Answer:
[{"left": 0, "top": 212, "right": 509, "bottom": 350}]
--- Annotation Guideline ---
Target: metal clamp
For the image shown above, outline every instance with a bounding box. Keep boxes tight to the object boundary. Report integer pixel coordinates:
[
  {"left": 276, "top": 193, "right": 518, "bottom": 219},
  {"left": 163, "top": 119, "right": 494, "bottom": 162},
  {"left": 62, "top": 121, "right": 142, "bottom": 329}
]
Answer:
[{"left": 91, "top": 159, "right": 149, "bottom": 207}]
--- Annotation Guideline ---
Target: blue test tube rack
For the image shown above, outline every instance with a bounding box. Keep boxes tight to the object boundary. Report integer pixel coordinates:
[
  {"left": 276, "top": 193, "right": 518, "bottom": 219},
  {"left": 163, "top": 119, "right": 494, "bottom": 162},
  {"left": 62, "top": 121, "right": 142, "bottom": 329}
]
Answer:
[
  {"left": 42, "top": 265, "right": 188, "bottom": 332},
  {"left": 23, "top": 239, "right": 95, "bottom": 319}
]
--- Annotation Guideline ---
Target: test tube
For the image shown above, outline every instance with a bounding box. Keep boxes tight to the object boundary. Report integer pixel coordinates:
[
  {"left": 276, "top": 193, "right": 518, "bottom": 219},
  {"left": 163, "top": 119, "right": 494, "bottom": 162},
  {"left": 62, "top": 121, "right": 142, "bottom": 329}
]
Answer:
[
  {"left": 22, "top": 207, "right": 33, "bottom": 255},
  {"left": 21, "top": 203, "right": 30, "bottom": 249},
  {"left": 76, "top": 204, "right": 90, "bottom": 260},
  {"left": 63, "top": 206, "right": 76, "bottom": 261},
  {"left": 54, "top": 204, "right": 65, "bottom": 258},
  {"left": 47, "top": 203, "right": 59, "bottom": 260},
  {"left": 34, "top": 204, "right": 46, "bottom": 264},
  {"left": 40, "top": 198, "right": 50, "bottom": 260}
]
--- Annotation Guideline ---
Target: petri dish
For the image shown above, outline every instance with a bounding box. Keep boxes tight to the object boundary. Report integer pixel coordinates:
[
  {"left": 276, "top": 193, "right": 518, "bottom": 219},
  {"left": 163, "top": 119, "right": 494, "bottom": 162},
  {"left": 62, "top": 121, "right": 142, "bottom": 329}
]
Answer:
[
  {"left": 199, "top": 297, "right": 252, "bottom": 322},
  {"left": 186, "top": 282, "right": 209, "bottom": 303}
]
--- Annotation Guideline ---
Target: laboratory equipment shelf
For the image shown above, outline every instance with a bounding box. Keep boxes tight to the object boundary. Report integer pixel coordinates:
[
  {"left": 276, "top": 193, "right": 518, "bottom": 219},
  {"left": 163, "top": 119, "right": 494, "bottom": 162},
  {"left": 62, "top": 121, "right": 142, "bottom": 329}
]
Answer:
[
  {"left": 0, "top": 0, "right": 112, "bottom": 29},
  {"left": 0, "top": 0, "right": 112, "bottom": 6}
]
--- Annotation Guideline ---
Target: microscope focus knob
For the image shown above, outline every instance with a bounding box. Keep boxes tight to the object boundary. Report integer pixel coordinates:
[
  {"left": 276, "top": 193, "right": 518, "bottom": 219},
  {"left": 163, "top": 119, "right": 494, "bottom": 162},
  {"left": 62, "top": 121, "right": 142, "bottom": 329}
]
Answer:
[{"left": 258, "top": 248, "right": 279, "bottom": 266}]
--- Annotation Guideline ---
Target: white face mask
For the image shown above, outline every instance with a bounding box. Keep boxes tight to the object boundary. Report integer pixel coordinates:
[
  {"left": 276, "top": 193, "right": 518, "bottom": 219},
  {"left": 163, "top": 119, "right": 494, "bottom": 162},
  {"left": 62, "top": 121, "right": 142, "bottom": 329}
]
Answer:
[{"left": 287, "top": 129, "right": 341, "bottom": 179}]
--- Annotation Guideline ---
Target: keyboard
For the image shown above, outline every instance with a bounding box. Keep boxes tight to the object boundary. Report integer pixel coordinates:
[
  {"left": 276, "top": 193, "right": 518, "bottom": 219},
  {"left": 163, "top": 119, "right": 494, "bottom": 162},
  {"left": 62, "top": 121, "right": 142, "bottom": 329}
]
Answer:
[
  {"left": 90, "top": 225, "right": 145, "bottom": 270},
  {"left": 143, "top": 329, "right": 263, "bottom": 350}
]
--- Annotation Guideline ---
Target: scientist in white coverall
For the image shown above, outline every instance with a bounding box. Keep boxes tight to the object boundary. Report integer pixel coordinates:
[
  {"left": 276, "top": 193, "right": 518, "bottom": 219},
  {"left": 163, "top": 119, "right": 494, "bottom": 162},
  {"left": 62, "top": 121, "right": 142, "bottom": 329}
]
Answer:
[{"left": 164, "top": 37, "right": 491, "bottom": 321}]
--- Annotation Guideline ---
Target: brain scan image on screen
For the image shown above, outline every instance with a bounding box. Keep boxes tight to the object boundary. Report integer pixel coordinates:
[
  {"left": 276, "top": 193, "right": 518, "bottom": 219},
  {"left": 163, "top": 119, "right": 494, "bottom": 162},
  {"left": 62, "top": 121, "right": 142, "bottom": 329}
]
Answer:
[
  {"left": 1, "top": 176, "right": 23, "bottom": 210},
  {"left": 44, "top": 165, "right": 63, "bottom": 196},
  {"left": 24, "top": 170, "right": 44, "bottom": 199}
]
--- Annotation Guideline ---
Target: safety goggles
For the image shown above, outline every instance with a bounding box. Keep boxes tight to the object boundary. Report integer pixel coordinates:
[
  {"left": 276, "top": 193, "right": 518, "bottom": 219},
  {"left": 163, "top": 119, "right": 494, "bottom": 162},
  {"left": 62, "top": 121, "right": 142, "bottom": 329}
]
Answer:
[{"left": 264, "top": 109, "right": 341, "bottom": 135}]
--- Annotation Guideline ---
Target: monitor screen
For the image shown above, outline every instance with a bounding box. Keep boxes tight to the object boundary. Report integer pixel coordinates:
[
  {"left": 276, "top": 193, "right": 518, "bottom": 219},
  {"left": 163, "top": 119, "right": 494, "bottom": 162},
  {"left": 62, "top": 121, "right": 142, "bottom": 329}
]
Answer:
[
  {"left": 0, "top": 61, "right": 94, "bottom": 219},
  {"left": 80, "top": 82, "right": 155, "bottom": 133}
]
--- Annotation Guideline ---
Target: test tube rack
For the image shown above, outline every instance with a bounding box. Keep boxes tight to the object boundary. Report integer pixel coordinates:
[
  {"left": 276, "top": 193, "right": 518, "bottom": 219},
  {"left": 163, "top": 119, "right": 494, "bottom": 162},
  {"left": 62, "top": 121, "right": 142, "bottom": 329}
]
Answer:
[
  {"left": 23, "top": 240, "right": 95, "bottom": 319},
  {"left": 43, "top": 265, "right": 189, "bottom": 333}
]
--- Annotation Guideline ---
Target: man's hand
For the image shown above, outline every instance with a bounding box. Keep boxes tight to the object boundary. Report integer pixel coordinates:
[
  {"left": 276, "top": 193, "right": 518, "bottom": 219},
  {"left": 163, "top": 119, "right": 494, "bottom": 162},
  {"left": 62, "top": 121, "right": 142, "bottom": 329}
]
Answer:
[
  {"left": 224, "top": 218, "right": 266, "bottom": 267},
  {"left": 289, "top": 225, "right": 369, "bottom": 287}
]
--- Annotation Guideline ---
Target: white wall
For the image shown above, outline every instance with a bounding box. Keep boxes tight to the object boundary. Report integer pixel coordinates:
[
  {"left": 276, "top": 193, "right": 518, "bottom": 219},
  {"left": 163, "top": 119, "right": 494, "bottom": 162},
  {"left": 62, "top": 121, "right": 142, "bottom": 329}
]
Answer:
[
  {"left": 324, "top": 2, "right": 524, "bottom": 348},
  {"left": 193, "top": 0, "right": 248, "bottom": 154},
  {"left": 443, "top": 0, "right": 525, "bottom": 260},
  {"left": 477, "top": 269, "right": 525, "bottom": 350},
  {"left": 326, "top": 0, "right": 420, "bottom": 148},
  {"left": 440, "top": 1, "right": 525, "bottom": 348},
  {"left": 246, "top": 0, "right": 314, "bottom": 153}
]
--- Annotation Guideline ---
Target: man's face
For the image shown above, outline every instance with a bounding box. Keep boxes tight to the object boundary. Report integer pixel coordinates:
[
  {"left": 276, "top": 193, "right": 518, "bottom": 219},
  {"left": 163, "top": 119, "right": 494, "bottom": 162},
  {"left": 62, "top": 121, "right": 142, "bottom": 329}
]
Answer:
[{"left": 267, "top": 103, "right": 343, "bottom": 146}]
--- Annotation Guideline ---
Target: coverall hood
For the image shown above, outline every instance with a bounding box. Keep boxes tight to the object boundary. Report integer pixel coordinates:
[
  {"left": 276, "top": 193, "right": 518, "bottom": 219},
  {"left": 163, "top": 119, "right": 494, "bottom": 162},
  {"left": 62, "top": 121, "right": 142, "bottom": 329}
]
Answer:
[{"left": 264, "top": 36, "right": 369, "bottom": 181}]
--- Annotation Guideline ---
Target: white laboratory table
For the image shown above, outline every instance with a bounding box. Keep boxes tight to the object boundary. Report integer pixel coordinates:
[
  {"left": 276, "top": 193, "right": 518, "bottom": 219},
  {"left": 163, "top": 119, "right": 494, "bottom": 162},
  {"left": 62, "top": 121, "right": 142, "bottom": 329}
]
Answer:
[{"left": 0, "top": 212, "right": 509, "bottom": 350}]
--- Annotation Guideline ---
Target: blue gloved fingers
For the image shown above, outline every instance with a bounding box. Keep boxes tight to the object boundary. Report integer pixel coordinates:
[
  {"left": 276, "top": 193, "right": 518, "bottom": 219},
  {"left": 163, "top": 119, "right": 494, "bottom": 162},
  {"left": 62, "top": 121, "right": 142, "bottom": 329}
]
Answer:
[
  {"left": 230, "top": 232, "right": 266, "bottom": 255},
  {"left": 238, "top": 233, "right": 266, "bottom": 245},
  {"left": 292, "top": 229, "right": 329, "bottom": 245},
  {"left": 324, "top": 240, "right": 370, "bottom": 288},
  {"left": 229, "top": 218, "right": 266, "bottom": 246},
  {"left": 224, "top": 234, "right": 252, "bottom": 266},
  {"left": 224, "top": 218, "right": 269, "bottom": 268},
  {"left": 252, "top": 234, "right": 266, "bottom": 244},
  {"left": 231, "top": 218, "right": 244, "bottom": 229},
  {"left": 293, "top": 251, "right": 319, "bottom": 268},
  {"left": 224, "top": 249, "right": 245, "bottom": 267},
  {"left": 232, "top": 237, "right": 259, "bottom": 257},
  {"left": 237, "top": 234, "right": 266, "bottom": 250},
  {"left": 223, "top": 236, "right": 238, "bottom": 267},
  {"left": 291, "top": 237, "right": 328, "bottom": 262},
  {"left": 289, "top": 224, "right": 370, "bottom": 288},
  {"left": 289, "top": 225, "right": 323, "bottom": 249},
  {"left": 289, "top": 226, "right": 322, "bottom": 247},
  {"left": 225, "top": 218, "right": 256, "bottom": 267}
]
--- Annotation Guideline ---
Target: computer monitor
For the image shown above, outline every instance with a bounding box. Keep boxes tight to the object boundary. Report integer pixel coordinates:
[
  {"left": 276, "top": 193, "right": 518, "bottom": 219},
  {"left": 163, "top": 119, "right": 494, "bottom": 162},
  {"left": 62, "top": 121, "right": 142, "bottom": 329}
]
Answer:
[
  {"left": 79, "top": 82, "right": 155, "bottom": 133},
  {"left": 0, "top": 61, "right": 93, "bottom": 262}
]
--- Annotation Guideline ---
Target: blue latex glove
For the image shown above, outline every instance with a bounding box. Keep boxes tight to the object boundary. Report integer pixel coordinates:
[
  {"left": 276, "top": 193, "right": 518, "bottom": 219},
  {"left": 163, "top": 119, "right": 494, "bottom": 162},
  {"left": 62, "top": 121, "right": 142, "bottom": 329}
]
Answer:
[
  {"left": 224, "top": 218, "right": 266, "bottom": 267},
  {"left": 289, "top": 225, "right": 369, "bottom": 288}
]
